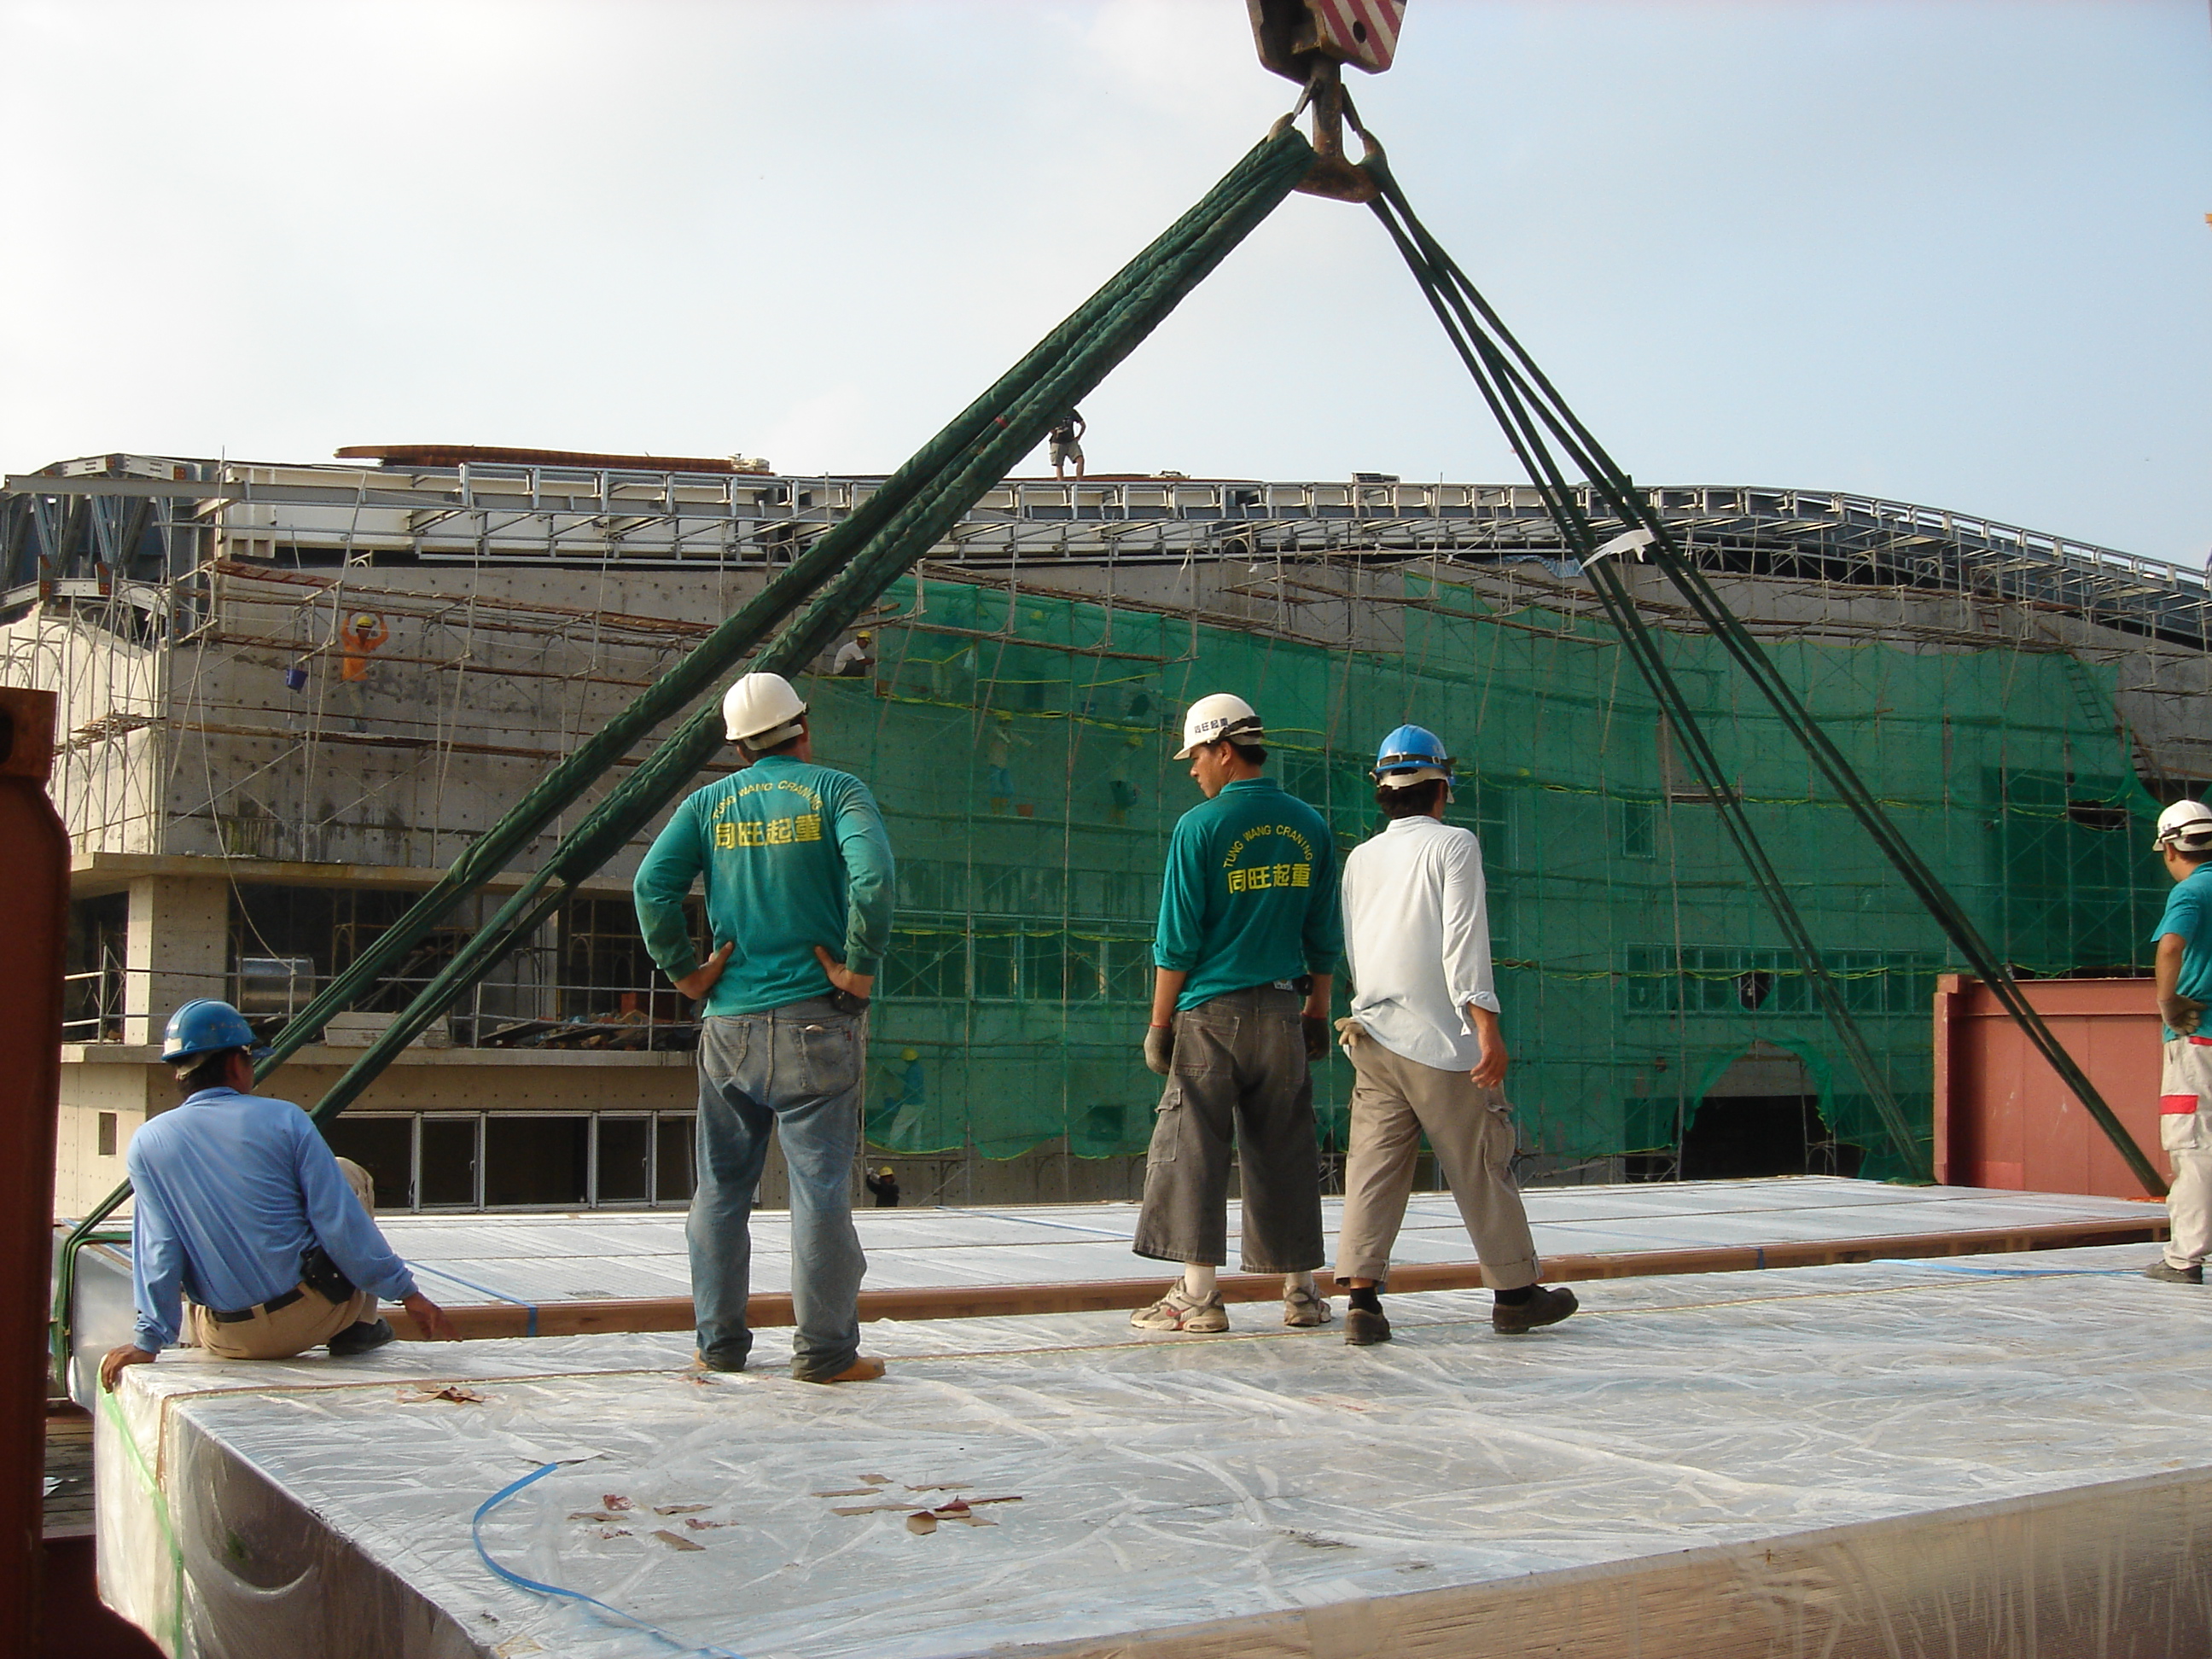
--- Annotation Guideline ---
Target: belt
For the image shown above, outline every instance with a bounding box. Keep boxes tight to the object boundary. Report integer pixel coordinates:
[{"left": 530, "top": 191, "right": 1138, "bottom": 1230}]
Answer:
[{"left": 207, "top": 1285, "right": 305, "bottom": 1324}]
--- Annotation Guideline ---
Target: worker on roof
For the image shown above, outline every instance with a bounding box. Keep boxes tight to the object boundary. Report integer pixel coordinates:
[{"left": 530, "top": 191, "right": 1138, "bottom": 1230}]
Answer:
[
  {"left": 831, "top": 630, "right": 876, "bottom": 678},
  {"left": 99, "top": 999, "right": 459, "bottom": 1391},
  {"left": 864, "top": 1166, "right": 901, "bottom": 1208},
  {"left": 1330, "top": 726, "right": 1576, "bottom": 1347},
  {"left": 1129, "top": 693, "right": 1342, "bottom": 1334},
  {"left": 1049, "top": 409, "right": 1086, "bottom": 480},
  {"left": 2142, "top": 800, "right": 2212, "bottom": 1286},
  {"left": 633, "top": 671, "right": 895, "bottom": 1382}
]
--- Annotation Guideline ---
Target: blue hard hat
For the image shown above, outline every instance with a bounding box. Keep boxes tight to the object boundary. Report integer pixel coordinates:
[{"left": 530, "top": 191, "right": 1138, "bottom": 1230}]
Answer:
[
  {"left": 1372, "top": 725, "right": 1454, "bottom": 781},
  {"left": 160, "top": 998, "right": 259, "bottom": 1064}
]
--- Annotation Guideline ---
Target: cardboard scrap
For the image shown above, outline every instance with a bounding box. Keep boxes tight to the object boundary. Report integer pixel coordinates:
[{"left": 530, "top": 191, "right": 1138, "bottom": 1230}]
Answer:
[
  {"left": 651, "top": 1528, "right": 706, "bottom": 1552},
  {"left": 602, "top": 1494, "right": 635, "bottom": 1512},
  {"left": 397, "top": 1383, "right": 487, "bottom": 1405},
  {"left": 905, "top": 1512, "right": 937, "bottom": 1535},
  {"left": 654, "top": 1503, "right": 709, "bottom": 1516},
  {"left": 836, "top": 1492, "right": 1024, "bottom": 1519}
]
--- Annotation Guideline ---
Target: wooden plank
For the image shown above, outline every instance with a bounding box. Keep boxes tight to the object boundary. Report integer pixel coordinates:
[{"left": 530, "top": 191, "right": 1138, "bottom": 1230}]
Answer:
[
  {"left": 382, "top": 1215, "right": 2166, "bottom": 1342},
  {"left": 43, "top": 1406, "right": 94, "bottom": 1541}
]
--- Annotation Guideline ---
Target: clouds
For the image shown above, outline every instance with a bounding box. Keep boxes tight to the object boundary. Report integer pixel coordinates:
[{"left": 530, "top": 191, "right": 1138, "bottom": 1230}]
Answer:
[{"left": 2, "top": 1, "right": 2206, "bottom": 561}]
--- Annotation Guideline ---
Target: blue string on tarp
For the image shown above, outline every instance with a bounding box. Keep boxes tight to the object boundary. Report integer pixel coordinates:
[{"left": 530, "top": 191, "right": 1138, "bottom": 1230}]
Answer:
[{"left": 471, "top": 1461, "right": 746, "bottom": 1659}]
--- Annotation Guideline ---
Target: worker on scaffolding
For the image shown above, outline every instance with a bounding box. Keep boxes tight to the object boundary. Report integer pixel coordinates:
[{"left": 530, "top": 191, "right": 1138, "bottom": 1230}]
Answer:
[
  {"left": 633, "top": 671, "right": 895, "bottom": 1382},
  {"left": 1330, "top": 726, "right": 1576, "bottom": 1345},
  {"left": 1130, "top": 693, "right": 1340, "bottom": 1332},
  {"left": 333, "top": 610, "right": 387, "bottom": 732},
  {"left": 98, "top": 999, "right": 460, "bottom": 1390},
  {"left": 831, "top": 630, "right": 876, "bottom": 678},
  {"left": 2143, "top": 800, "right": 2212, "bottom": 1285}
]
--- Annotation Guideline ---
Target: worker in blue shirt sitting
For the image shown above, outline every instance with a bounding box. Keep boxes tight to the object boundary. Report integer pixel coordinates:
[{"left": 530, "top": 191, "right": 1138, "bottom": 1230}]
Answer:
[{"left": 99, "top": 1000, "right": 457, "bottom": 1392}]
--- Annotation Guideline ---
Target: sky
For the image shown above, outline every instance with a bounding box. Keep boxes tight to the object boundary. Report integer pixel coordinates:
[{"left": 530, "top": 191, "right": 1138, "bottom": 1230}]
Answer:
[{"left": 3, "top": 1, "right": 2209, "bottom": 566}]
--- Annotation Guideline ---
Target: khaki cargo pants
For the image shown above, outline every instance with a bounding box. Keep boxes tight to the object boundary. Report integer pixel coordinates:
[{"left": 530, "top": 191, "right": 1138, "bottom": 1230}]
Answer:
[
  {"left": 1335, "top": 1024, "right": 1540, "bottom": 1291},
  {"left": 187, "top": 1158, "right": 381, "bottom": 1359},
  {"left": 1132, "top": 987, "right": 1325, "bottom": 1274}
]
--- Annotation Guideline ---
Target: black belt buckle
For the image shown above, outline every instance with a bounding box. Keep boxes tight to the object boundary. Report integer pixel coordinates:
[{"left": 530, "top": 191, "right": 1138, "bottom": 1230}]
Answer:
[{"left": 829, "top": 988, "right": 870, "bottom": 1017}]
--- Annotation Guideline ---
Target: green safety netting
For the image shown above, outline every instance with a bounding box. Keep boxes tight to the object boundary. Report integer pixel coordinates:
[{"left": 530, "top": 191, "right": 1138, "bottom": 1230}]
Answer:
[{"left": 812, "top": 568, "right": 2165, "bottom": 1184}]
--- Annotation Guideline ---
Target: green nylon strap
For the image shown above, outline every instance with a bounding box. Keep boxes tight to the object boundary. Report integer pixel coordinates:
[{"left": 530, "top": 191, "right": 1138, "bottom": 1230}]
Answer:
[
  {"left": 250, "top": 123, "right": 1314, "bottom": 1083},
  {"left": 99, "top": 1386, "right": 185, "bottom": 1653},
  {"left": 1361, "top": 146, "right": 2159, "bottom": 1196},
  {"left": 1364, "top": 161, "right": 1926, "bottom": 1180},
  {"left": 299, "top": 126, "right": 1316, "bottom": 1126}
]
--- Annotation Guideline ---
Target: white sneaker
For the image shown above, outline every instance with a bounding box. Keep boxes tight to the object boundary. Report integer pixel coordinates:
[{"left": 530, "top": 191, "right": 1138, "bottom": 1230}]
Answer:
[
  {"left": 1129, "top": 1285, "right": 1229, "bottom": 1333},
  {"left": 1282, "top": 1284, "right": 1333, "bottom": 1327}
]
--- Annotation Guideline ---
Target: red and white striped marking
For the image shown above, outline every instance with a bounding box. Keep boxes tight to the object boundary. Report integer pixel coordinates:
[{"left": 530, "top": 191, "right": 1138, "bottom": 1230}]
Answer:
[{"left": 1311, "top": 0, "right": 1405, "bottom": 73}]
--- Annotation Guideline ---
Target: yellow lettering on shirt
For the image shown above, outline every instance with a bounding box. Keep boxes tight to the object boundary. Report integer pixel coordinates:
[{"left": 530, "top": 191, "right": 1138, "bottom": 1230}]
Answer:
[
  {"left": 1291, "top": 862, "right": 1310, "bottom": 888},
  {"left": 766, "top": 818, "right": 794, "bottom": 845},
  {"left": 714, "top": 823, "right": 736, "bottom": 850},
  {"left": 1249, "top": 865, "right": 1273, "bottom": 891},
  {"left": 1272, "top": 863, "right": 1291, "bottom": 888},
  {"left": 738, "top": 821, "right": 765, "bottom": 848},
  {"left": 1227, "top": 869, "right": 1246, "bottom": 894},
  {"left": 795, "top": 813, "right": 822, "bottom": 841}
]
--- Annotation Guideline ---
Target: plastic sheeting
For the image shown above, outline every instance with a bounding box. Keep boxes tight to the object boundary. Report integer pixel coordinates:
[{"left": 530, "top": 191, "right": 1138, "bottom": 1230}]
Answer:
[
  {"left": 67, "top": 1177, "right": 2159, "bottom": 1406},
  {"left": 98, "top": 1244, "right": 2212, "bottom": 1659}
]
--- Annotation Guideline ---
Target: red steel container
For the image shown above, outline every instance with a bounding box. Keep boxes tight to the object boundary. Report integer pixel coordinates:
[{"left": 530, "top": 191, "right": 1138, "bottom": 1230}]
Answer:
[{"left": 1934, "top": 974, "right": 2167, "bottom": 1199}]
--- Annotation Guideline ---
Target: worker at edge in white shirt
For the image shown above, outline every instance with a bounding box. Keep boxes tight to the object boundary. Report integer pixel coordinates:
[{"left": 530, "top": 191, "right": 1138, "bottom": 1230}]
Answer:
[{"left": 1332, "top": 724, "right": 1578, "bottom": 1347}]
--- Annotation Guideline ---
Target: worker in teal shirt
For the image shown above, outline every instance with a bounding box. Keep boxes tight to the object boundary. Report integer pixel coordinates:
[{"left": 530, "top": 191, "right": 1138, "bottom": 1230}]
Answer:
[
  {"left": 2143, "top": 800, "right": 2212, "bottom": 1284},
  {"left": 634, "top": 672, "right": 895, "bottom": 1382},
  {"left": 1131, "top": 692, "right": 1342, "bottom": 1334}
]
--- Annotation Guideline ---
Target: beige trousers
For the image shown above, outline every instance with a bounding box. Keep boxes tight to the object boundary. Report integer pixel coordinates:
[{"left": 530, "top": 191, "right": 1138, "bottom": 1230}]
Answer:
[
  {"left": 1335, "top": 1032, "right": 1541, "bottom": 1290},
  {"left": 189, "top": 1158, "right": 380, "bottom": 1359}
]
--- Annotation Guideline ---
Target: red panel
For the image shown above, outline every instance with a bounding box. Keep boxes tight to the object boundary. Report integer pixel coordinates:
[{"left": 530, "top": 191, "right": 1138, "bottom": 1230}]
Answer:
[{"left": 1936, "top": 975, "right": 2164, "bottom": 1199}]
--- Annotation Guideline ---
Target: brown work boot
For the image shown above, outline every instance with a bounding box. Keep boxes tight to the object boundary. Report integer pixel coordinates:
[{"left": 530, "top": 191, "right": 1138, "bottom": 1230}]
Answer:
[
  {"left": 800, "top": 1354, "right": 886, "bottom": 1384},
  {"left": 1492, "top": 1284, "right": 1577, "bottom": 1335}
]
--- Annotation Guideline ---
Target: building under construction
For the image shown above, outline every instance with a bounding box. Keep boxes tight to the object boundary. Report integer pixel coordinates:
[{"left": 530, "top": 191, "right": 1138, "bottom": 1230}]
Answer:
[{"left": 8, "top": 447, "right": 2208, "bottom": 1220}]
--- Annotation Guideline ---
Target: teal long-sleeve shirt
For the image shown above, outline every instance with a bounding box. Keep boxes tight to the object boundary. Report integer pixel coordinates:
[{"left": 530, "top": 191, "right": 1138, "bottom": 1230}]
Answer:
[
  {"left": 633, "top": 755, "right": 896, "bottom": 1016},
  {"left": 1153, "top": 777, "right": 1342, "bottom": 1011}
]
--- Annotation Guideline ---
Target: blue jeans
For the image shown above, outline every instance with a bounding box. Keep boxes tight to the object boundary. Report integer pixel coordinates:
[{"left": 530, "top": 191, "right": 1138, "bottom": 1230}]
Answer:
[{"left": 690, "top": 999, "right": 867, "bottom": 1379}]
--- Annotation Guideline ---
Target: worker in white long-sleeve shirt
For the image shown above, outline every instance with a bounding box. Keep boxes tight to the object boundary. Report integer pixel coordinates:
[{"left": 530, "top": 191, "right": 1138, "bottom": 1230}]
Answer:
[{"left": 1332, "top": 725, "right": 1576, "bottom": 1347}]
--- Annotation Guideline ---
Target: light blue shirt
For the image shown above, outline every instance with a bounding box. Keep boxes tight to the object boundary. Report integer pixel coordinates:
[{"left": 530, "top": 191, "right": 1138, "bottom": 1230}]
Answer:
[{"left": 125, "top": 1087, "right": 418, "bottom": 1352}]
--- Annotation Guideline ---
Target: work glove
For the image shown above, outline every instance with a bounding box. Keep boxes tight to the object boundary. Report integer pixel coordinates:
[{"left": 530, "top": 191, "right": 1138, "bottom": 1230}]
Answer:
[
  {"left": 1301, "top": 1015, "right": 1330, "bottom": 1062},
  {"left": 1143, "top": 1023, "right": 1175, "bottom": 1076}
]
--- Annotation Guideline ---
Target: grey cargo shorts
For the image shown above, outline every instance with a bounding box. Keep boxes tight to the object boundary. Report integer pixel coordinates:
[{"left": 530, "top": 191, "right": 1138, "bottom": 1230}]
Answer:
[{"left": 1131, "top": 985, "right": 1325, "bottom": 1274}]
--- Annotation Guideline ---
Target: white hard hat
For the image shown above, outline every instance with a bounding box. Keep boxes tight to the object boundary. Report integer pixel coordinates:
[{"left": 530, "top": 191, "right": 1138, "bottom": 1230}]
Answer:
[
  {"left": 721, "top": 672, "right": 807, "bottom": 748},
  {"left": 1175, "top": 692, "right": 1263, "bottom": 760},
  {"left": 2154, "top": 799, "right": 2212, "bottom": 853}
]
